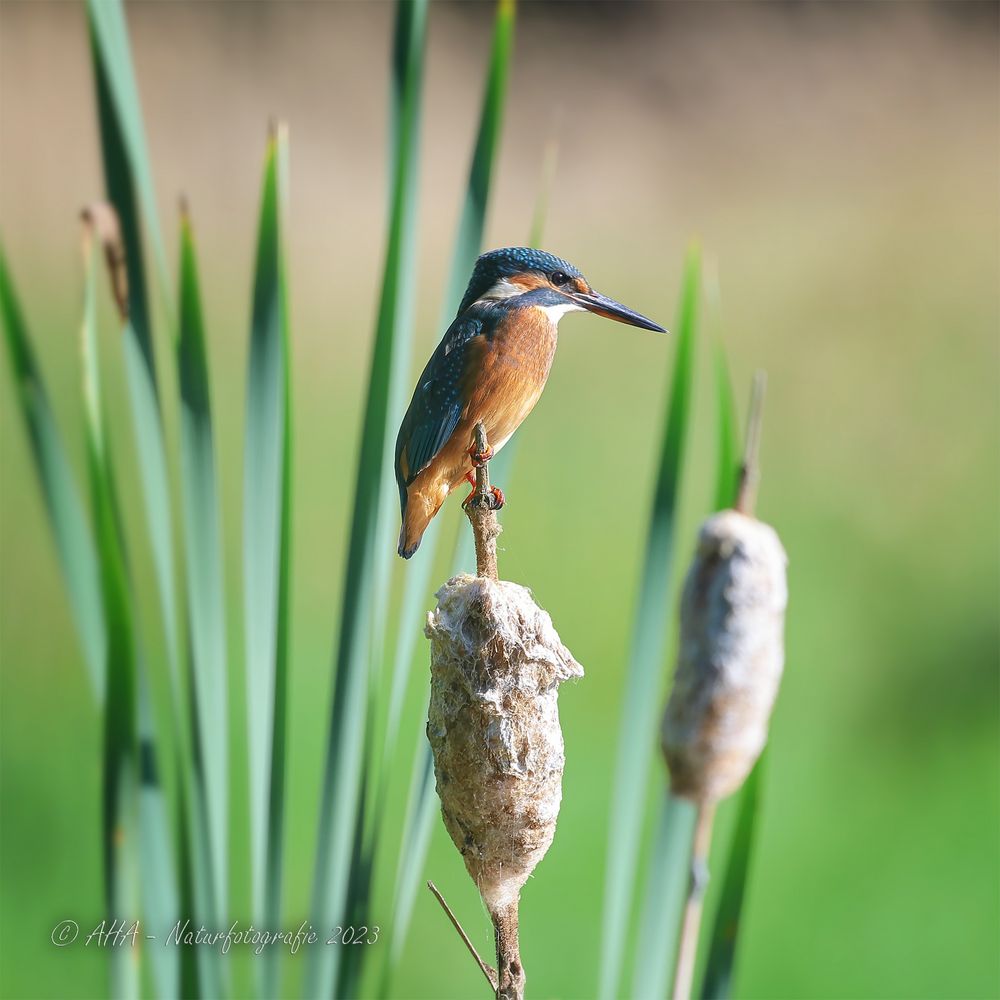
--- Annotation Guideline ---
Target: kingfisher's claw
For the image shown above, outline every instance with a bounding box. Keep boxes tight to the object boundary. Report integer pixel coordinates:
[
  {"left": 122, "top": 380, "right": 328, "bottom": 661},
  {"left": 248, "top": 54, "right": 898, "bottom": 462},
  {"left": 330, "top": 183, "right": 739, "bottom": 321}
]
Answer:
[
  {"left": 468, "top": 442, "right": 494, "bottom": 468},
  {"left": 462, "top": 484, "right": 505, "bottom": 511}
]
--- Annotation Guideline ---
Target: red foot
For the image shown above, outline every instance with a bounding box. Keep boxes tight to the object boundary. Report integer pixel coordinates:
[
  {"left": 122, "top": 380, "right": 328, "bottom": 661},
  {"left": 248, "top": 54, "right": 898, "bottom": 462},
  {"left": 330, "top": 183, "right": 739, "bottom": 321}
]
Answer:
[
  {"left": 467, "top": 442, "right": 494, "bottom": 468},
  {"left": 462, "top": 480, "right": 505, "bottom": 510}
]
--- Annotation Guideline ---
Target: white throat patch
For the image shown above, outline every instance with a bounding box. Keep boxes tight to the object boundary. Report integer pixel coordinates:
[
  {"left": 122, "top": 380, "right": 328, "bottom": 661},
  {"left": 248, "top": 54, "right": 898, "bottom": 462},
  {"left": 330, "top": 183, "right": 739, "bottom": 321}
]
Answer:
[{"left": 538, "top": 301, "right": 585, "bottom": 324}]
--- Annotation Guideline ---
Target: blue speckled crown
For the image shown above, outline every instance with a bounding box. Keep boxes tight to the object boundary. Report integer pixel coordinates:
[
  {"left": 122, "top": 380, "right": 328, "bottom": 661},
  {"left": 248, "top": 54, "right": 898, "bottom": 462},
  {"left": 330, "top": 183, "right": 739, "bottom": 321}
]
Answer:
[{"left": 457, "top": 247, "right": 582, "bottom": 314}]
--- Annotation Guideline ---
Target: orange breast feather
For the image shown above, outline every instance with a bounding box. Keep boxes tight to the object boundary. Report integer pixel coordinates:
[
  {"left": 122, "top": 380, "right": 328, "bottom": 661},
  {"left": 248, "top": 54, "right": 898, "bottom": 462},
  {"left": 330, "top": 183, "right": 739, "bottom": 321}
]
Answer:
[{"left": 398, "top": 307, "right": 557, "bottom": 558}]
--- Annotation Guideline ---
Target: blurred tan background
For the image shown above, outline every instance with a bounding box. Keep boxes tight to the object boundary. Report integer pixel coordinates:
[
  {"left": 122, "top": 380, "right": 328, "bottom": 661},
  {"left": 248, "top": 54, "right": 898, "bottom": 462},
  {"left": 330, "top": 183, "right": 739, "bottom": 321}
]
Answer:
[{"left": 2, "top": 2, "right": 998, "bottom": 998}]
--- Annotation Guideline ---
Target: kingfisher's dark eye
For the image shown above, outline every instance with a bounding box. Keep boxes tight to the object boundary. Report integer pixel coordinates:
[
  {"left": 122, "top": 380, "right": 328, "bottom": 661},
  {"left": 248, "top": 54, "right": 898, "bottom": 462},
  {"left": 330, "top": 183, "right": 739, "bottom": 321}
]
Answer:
[{"left": 550, "top": 270, "right": 569, "bottom": 286}]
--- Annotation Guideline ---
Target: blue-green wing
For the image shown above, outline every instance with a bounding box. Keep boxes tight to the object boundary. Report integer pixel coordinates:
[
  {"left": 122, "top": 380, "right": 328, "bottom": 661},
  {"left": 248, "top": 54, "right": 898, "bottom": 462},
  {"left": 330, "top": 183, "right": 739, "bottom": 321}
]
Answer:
[{"left": 394, "top": 314, "right": 485, "bottom": 509}]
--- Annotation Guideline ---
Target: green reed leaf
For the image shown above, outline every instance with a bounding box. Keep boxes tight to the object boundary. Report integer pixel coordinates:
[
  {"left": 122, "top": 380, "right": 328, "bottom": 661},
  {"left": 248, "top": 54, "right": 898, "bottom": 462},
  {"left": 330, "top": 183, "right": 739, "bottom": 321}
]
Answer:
[
  {"left": 135, "top": 667, "right": 181, "bottom": 1000},
  {"left": 0, "top": 247, "right": 106, "bottom": 700},
  {"left": 3, "top": 240, "right": 180, "bottom": 999},
  {"left": 599, "top": 248, "right": 700, "bottom": 1000},
  {"left": 382, "top": 0, "right": 517, "bottom": 805},
  {"left": 87, "top": 12, "right": 218, "bottom": 992},
  {"left": 713, "top": 343, "right": 739, "bottom": 512},
  {"left": 701, "top": 753, "right": 765, "bottom": 999},
  {"left": 241, "top": 130, "right": 292, "bottom": 998},
  {"left": 86, "top": 221, "right": 186, "bottom": 1000},
  {"left": 386, "top": 136, "right": 556, "bottom": 1000},
  {"left": 631, "top": 793, "right": 698, "bottom": 1000},
  {"left": 441, "top": 0, "right": 516, "bottom": 316},
  {"left": 367, "top": 0, "right": 433, "bottom": 790},
  {"left": 629, "top": 333, "right": 742, "bottom": 1000},
  {"left": 88, "top": 0, "right": 181, "bottom": 703},
  {"left": 700, "top": 355, "right": 762, "bottom": 998},
  {"left": 81, "top": 232, "right": 140, "bottom": 1000},
  {"left": 528, "top": 140, "right": 558, "bottom": 249},
  {"left": 333, "top": 3, "right": 516, "bottom": 984},
  {"left": 86, "top": 0, "right": 171, "bottom": 314},
  {"left": 177, "top": 209, "right": 230, "bottom": 949},
  {"left": 305, "top": 5, "right": 427, "bottom": 997}
]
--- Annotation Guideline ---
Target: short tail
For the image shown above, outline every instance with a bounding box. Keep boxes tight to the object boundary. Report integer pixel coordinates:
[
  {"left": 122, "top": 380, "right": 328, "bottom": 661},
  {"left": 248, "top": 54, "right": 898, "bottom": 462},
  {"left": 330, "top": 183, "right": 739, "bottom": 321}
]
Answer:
[{"left": 397, "top": 498, "right": 434, "bottom": 559}]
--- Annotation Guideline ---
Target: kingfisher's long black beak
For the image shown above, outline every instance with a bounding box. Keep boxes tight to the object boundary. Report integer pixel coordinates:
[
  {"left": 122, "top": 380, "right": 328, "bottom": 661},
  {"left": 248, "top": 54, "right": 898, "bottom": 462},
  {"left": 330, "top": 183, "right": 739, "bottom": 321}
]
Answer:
[{"left": 572, "top": 289, "right": 667, "bottom": 333}]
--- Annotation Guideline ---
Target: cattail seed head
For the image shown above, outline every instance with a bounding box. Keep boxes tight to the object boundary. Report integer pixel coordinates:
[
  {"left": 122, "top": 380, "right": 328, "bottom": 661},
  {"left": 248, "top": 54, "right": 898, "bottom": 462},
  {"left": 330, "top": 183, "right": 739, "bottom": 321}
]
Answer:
[
  {"left": 662, "top": 509, "right": 788, "bottom": 803},
  {"left": 426, "top": 573, "right": 582, "bottom": 915}
]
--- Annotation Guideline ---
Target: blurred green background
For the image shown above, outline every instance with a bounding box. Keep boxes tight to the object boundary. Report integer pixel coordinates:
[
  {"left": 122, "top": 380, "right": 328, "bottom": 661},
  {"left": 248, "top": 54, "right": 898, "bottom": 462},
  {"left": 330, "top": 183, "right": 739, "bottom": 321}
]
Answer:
[{"left": 1, "top": 2, "right": 997, "bottom": 998}]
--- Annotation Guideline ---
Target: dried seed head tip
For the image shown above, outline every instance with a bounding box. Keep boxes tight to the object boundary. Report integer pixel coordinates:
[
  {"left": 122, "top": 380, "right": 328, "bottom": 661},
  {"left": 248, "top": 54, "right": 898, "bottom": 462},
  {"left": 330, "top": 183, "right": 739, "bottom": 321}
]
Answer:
[
  {"left": 80, "top": 202, "right": 128, "bottom": 322},
  {"left": 662, "top": 509, "right": 788, "bottom": 803},
  {"left": 426, "top": 574, "right": 583, "bottom": 914}
]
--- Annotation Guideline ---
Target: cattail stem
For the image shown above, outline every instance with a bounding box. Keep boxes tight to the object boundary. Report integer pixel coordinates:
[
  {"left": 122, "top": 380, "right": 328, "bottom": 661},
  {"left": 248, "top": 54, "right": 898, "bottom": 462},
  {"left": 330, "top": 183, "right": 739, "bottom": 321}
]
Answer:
[
  {"left": 429, "top": 426, "right": 578, "bottom": 1000},
  {"left": 460, "top": 427, "right": 524, "bottom": 998},
  {"left": 492, "top": 901, "right": 524, "bottom": 1000},
  {"left": 465, "top": 422, "right": 501, "bottom": 580},
  {"left": 663, "top": 370, "right": 784, "bottom": 999},
  {"left": 672, "top": 801, "right": 716, "bottom": 1000}
]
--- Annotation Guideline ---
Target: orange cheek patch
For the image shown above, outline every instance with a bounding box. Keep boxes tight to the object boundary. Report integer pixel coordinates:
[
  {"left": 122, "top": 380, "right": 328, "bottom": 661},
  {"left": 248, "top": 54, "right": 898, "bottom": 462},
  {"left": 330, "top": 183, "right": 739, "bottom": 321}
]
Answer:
[{"left": 571, "top": 277, "right": 590, "bottom": 295}]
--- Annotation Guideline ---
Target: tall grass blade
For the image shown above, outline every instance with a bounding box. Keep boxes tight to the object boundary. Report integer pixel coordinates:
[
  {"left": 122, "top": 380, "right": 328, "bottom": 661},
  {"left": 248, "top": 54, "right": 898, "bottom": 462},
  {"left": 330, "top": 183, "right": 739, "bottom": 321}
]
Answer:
[
  {"left": 177, "top": 209, "right": 230, "bottom": 947},
  {"left": 242, "top": 128, "right": 293, "bottom": 998},
  {"left": 701, "top": 754, "right": 765, "bottom": 999},
  {"left": 698, "top": 356, "right": 760, "bottom": 998},
  {"left": 181, "top": 751, "right": 224, "bottom": 998},
  {"left": 88, "top": 0, "right": 181, "bottom": 701},
  {"left": 305, "top": 5, "right": 427, "bottom": 996},
  {"left": 85, "top": 0, "right": 171, "bottom": 310},
  {"left": 713, "top": 344, "right": 739, "bottom": 512},
  {"left": 384, "top": 138, "right": 555, "bottom": 996},
  {"left": 346, "top": 7, "right": 435, "bottom": 960},
  {"left": 4, "top": 244, "right": 179, "bottom": 998},
  {"left": 88, "top": 12, "right": 222, "bottom": 990},
  {"left": 527, "top": 140, "right": 557, "bottom": 249},
  {"left": 367, "top": 0, "right": 432, "bottom": 787},
  {"left": 598, "top": 248, "right": 700, "bottom": 1000},
  {"left": 0, "top": 248, "right": 105, "bottom": 700},
  {"left": 175, "top": 775, "right": 200, "bottom": 999},
  {"left": 368, "top": 0, "right": 433, "bottom": 635},
  {"left": 442, "top": 0, "right": 515, "bottom": 313},
  {"left": 384, "top": 717, "right": 437, "bottom": 973},
  {"left": 81, "top": 232, "right": 140, "bottom": 1000},
  {"left": 631, "top": 793, "right": 698, "bottom": 1000},
  {"left": 383, "top": 0, "right": 517, "bottom": 795},
  {"left": 630, "top": 335, "right": 741, "bottom": 999},
  {"left": 135, "top": 666, "right": 181, "bottom": 1000},
  {"left": 336, "top": 7, "right": 518, "bottom": 989},
  {"left": 85, "top": 220, "right": 184, "bottom": 1000}
]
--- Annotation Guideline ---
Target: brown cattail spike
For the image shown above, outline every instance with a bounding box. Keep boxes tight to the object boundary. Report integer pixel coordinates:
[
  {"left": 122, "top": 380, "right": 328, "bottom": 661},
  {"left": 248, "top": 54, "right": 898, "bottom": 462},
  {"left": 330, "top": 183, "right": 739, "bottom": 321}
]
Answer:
[
  {"left": 426, "top": 574, "right": 582, "bottom": 998},
  {"left": 662, "top": 371, "right": 785, "bottom": 1000},
  {"left": 662, "top": 509, "right": 787, "bottom": 804}
]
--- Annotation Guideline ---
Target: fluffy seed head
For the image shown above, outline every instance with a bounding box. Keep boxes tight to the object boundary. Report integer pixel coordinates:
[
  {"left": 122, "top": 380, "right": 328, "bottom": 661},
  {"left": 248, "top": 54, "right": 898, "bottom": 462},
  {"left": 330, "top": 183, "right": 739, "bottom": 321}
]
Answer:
[
  {"left": 426, "top": 574, "right": 583, "bottom": 913},
  {"left": 662, "top": 509, "right": 788, "bottom": 803}
]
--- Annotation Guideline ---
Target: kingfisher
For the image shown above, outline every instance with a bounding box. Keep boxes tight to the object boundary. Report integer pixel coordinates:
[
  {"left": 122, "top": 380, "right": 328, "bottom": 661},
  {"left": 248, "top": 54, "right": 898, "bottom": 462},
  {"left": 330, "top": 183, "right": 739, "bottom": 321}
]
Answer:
[{"left": 394, "top": 247, "right": 666, "bottom": 558}]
